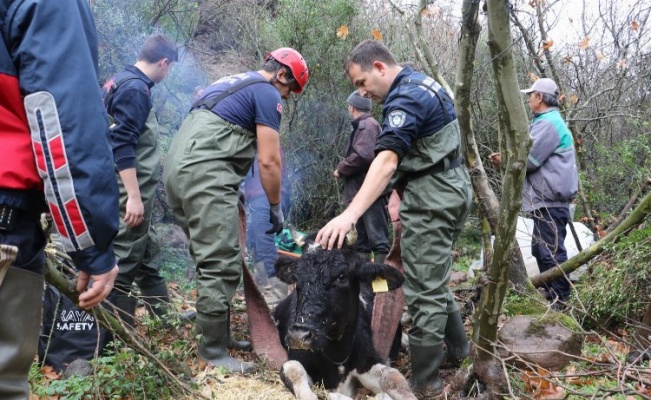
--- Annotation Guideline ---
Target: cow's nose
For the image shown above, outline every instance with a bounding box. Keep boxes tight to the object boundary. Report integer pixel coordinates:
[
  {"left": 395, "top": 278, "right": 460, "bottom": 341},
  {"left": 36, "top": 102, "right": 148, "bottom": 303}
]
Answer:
[{"left": 287, "top": 324, "right": 314, "bottom": 349}]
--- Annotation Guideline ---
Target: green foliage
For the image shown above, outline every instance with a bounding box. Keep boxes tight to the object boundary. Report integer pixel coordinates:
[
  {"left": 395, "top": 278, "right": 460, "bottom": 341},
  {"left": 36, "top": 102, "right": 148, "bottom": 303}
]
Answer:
[
  {"left": 453, "top": 215, "right": 483, "bottom": 273},
  {"left": 577, "top": 224, "right": 651, "bottom": 329},
  {"left": 257, "top": 0, "right": 378, "bottom": 228},
  {"left": 30, "top": 348, "right": 178, "bottom": 399},
  {"left": 582, "top": 135, "right": 651, "bottom": 219}
]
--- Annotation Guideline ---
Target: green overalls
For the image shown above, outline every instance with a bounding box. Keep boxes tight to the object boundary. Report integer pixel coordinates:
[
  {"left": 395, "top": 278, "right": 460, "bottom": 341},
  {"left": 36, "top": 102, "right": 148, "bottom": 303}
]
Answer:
[
  {"left": 163, "top": 110, "right": 256, "bottom": 318},
  {"left": 396, "top": 119, "right": 472, "bottom": 347},
  {"left": 114, "top": 110, "right": 164, "bottom": 291}
]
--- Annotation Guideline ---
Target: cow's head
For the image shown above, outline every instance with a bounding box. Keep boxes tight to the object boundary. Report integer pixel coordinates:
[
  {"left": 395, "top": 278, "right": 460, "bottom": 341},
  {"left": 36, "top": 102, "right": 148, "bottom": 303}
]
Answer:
[{"left": 274, "top": 228, "right": 403, "bottom": 350}]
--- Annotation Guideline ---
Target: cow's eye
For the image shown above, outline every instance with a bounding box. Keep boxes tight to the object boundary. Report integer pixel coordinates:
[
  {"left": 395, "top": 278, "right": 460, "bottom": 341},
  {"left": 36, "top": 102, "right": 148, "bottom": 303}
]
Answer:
[{"left": 337, "top": 273, "right": 348, "bottom": 283}]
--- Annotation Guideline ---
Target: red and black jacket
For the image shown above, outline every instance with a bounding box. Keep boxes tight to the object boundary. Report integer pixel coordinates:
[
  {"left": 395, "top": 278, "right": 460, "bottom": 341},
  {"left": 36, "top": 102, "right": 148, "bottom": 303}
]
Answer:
[{"left": 1, "top": 0, "right": 119, "bottom": 275}]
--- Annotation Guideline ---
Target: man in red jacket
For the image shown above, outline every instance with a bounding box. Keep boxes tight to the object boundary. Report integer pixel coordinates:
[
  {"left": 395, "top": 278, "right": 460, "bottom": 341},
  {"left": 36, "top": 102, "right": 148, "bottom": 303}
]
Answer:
[{"left": 1, "top": 1, "right": 119, "bottom": 398}]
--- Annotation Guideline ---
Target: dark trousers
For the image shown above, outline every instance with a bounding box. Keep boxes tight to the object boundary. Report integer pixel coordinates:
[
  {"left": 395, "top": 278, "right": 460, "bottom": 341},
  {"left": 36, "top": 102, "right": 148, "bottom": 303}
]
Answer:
[
  {"left": 0, "top": 207, "right": 46, "bottom": 274},
  {"left": 355, "top": 194, "right": 390, "bottom": 256},
  {"left": 531, "top": 206, "right": 571, "bottom": 300}
]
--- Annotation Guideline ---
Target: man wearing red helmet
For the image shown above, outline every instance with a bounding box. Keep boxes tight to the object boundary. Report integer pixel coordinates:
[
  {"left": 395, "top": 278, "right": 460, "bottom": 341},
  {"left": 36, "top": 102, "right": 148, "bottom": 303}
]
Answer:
[{"left": 163, "top": 47, "right": 308, "bottom": 373}]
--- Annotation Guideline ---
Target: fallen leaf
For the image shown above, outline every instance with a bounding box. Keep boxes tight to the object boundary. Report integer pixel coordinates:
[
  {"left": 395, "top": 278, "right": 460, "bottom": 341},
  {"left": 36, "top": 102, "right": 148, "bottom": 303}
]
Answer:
[
  {"left": 41, "top": 365, "right": 59, "bottom": 380},
  {"left": 631, "top": 20, "right": 640, "bottom": 31},
  {"left": 617, "top": 59, "right": 628, "bottom": 69},
  {"left": 371, "top": 29, "right": 383, "bottom": 41},
  {"left": 540, "top": 385, "right": 564, "bottom": 399},
  {"left": 542, "top": 40, "right": 554, "bottom": 50},
  {"left": 596, "top": 50, "right": 605, "bottom": 61},
  {"left": 336, "top": 25, "right": 349, "bottom": 40},
  {"left": 528, "top": 72, "right": 540, "bottom": 82},
  {"left": 420, "top": 8, "right": 431, "bottom": 16},
  {"left": 563, "top": 55, "right": 573, "bottom": 64},
  {"left": 570, "top": 94, "right": 579, "bottom": 104}
]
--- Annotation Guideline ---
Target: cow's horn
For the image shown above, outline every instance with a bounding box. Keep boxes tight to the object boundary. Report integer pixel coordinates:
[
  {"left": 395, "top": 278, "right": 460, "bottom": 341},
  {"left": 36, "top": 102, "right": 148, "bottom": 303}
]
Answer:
[
  {"left": 346, "top": 223, "right": 357, "bottom": 245},
  {"left": 288, "top": 223, "right": 306, "bottom": 247}
]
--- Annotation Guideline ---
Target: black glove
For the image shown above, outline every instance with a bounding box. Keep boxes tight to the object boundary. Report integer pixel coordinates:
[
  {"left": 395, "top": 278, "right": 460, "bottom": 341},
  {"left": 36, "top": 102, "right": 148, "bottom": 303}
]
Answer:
[{"left": 266, "top": 203, "right": 284, "bottom": 234}]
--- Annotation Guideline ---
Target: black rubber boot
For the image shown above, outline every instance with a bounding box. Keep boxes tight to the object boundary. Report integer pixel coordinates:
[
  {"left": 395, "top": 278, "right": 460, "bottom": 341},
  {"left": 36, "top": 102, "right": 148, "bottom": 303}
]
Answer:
[
  {"left": 409, "top": 342, "right": 445, "bottom": 397},
  {"left": 113, "top": 292, "right": 138, "bottom": 328},
  {"left": 227, "top": 307, "right": 252, "bottom": 351},
  {"left": 374, "top": 253, "right": 387, "bottom": 264},
  {"left": 357, "top": 252, "right": 371, "bottom": 261},
  {"left": 441, "top": 310, "right": 469, "bottom": 368},
  {"left": 196, "top": 313, "right": 256, "bottom": 373},
  {"left": 140, "top": 282, "right": 171, "bottom": 327},
  {"left": 0, "top": 267, "right": 44, "bottom": 400}
]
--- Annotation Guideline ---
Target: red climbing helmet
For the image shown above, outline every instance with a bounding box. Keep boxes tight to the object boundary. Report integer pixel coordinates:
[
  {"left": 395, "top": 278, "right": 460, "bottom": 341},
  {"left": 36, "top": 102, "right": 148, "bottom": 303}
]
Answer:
[{"left": 265, "top": 47, "right": 309, "bottom": 94}]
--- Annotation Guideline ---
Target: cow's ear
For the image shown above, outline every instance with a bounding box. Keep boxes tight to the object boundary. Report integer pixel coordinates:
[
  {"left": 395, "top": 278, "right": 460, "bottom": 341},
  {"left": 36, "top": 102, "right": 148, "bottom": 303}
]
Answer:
[
  {"left": 356, "top": 262, "right": 405, "bottom": 291},
  {"left": 274, "top": 256, "right": 298, "bottom": 284}
]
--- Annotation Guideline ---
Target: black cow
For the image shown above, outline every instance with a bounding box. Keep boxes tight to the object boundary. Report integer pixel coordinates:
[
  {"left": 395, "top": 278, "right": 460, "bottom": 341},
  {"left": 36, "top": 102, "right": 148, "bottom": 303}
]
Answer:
[{"left": 273, "top": 231, "right": 416, "bottom": 400}]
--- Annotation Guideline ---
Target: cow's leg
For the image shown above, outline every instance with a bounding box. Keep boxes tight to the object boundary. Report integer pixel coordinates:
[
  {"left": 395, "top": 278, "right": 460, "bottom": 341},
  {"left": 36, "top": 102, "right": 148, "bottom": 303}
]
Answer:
[
  {"left": 356, "top": 364, "right": 417, "bottom": 400},
  {"left": 280, "top": 360, "right": 317, "bottom": 400}
]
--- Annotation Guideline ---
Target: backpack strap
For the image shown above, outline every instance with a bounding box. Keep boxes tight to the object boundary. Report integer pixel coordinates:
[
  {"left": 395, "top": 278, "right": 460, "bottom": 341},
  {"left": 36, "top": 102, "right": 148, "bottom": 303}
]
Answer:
[
  {"left": 102, "top": 73, "right": 145, "bottom": 113},
  {"left": 190, "top": 75, "right": 269, "bottom": 112}
]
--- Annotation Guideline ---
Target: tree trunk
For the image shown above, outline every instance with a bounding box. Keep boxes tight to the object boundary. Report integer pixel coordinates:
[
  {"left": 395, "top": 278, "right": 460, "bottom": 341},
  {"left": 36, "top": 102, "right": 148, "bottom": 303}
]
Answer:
[
  {"left": 531, "top": 189, "right": 651, "bottom": 287},
  {"left": 471, "top": 0, "right": 533, "bottom": 394},
  {"left": 454, "top": 0, "right": 529, "bottom": 290}
]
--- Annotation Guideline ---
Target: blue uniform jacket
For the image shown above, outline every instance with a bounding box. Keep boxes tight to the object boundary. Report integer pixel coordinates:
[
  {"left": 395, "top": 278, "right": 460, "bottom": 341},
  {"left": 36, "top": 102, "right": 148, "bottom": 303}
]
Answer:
[
  {"left": 0, "top": 0, "right": 119, "bottom": 275},
  {"left": 375, "top": 67, "right": 456, "bottom": 163}
]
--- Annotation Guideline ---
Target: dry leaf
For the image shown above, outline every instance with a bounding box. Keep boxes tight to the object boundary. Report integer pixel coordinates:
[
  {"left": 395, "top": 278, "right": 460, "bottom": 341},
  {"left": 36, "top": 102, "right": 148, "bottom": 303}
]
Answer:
[
  {"left": 540, "top": 386, "right": 564, "bottom": 399},
  {"left": 631, "top": 20, "right": 640, "bottom": 31},
  {"left": 41, "top": 365, "right": 59, "bottom": 380},
  {"left": 570, "top": 94, "right": 579, "bottom": 105},
  {"left": 371, "top": 29, "right": 383, "bottom": 41},
  {"left": 563, "top": 55, "right": 573, "bottom": 64},
  {"left": 528, "top": 72, "right": 540, "bottom": 82},
  {"left": 617, "top": 59, "right": 628, "bottom": 69},
  {"left": 579, "top": 36, "right": 590, "bottom": 50},
  {"left": 596, "top": 50, "right": 605, "bottom": 61},
  {"left": 542, "top": 40, "right": 554, "bottom": 50},
  {"left": 336, "top": 25, "right": 349, "bottom": 40},
  {"left": 420, "top": 8, "right": 431, "bottom": 16}
]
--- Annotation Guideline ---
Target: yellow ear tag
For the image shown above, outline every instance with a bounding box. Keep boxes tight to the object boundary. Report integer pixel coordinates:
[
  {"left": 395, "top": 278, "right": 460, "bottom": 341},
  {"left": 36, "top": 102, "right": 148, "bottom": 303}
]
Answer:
[{"left": 372, "top": 277, "right": 389, "bottom": 293}]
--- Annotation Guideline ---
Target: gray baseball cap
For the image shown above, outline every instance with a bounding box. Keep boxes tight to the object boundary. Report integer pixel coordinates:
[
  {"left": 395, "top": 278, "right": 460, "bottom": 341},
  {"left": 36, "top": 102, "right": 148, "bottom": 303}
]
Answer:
[{"left": 520, "top": 78, "right": 559, "bottom": 95}]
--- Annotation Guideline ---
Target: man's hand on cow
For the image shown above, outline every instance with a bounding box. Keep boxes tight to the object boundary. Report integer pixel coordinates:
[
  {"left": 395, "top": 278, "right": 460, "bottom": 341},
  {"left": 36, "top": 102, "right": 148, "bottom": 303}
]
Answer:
[
  {"left": 76, "top": 264, "right": 119, "bottom": 309},
  {"left": 316, "top": 210, "right": 357, "bottom": 250},
  {"left": 267, "top": 203, "right": 284, "bottom": 234}
]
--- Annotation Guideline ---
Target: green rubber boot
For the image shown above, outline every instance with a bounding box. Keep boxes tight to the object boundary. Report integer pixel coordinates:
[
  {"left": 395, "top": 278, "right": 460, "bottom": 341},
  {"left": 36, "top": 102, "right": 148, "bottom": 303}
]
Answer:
[
  {"left": 0, "top": 267, "right": 44, "bottom": 400},
  {"left": 196, "top": 313, "right": 256, "bottom": 373},
  {"left": 441, "top": 310, "right": 469, "bottom": 368},
  {"left": 410, "top": 342, "right": 445, "bottom": 397}
]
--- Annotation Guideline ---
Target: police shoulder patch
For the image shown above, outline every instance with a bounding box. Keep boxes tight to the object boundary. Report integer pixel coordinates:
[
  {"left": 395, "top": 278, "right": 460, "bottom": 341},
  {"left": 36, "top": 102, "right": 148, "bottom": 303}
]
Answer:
[
  {"left": 277, "top": 103, "right": 284, "bottom": 113},
  {"left": 388, "top": 110, "right": 406, "bottom": 128}
]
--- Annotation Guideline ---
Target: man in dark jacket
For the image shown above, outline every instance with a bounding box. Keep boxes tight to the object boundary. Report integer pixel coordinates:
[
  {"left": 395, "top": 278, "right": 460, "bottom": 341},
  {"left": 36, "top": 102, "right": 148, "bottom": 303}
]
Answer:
[
  {"left": 104, "top": 34, "right": 178, "bottom": 327},
  {"left": 334, "top": 90, "right": 389, "bottom": 263},
  {"left": 1, "top": 1, "right": 119, "bottom": 398}
]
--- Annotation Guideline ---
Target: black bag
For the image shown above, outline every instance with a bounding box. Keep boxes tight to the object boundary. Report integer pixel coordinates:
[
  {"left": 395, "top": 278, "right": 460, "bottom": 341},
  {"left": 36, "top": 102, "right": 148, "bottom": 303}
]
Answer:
[{"left": 38, "top": 283, "right": 115, "bottom": 371}]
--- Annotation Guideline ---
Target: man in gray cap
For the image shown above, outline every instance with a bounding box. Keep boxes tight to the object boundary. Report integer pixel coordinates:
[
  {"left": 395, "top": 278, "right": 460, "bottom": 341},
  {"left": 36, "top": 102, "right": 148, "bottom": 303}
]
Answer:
[
  {"left": 333, "top": 90, "right": 390, "bottom": 262},
  {"left": 490, "top": 77, "right": 578, "bottom": 308}
]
